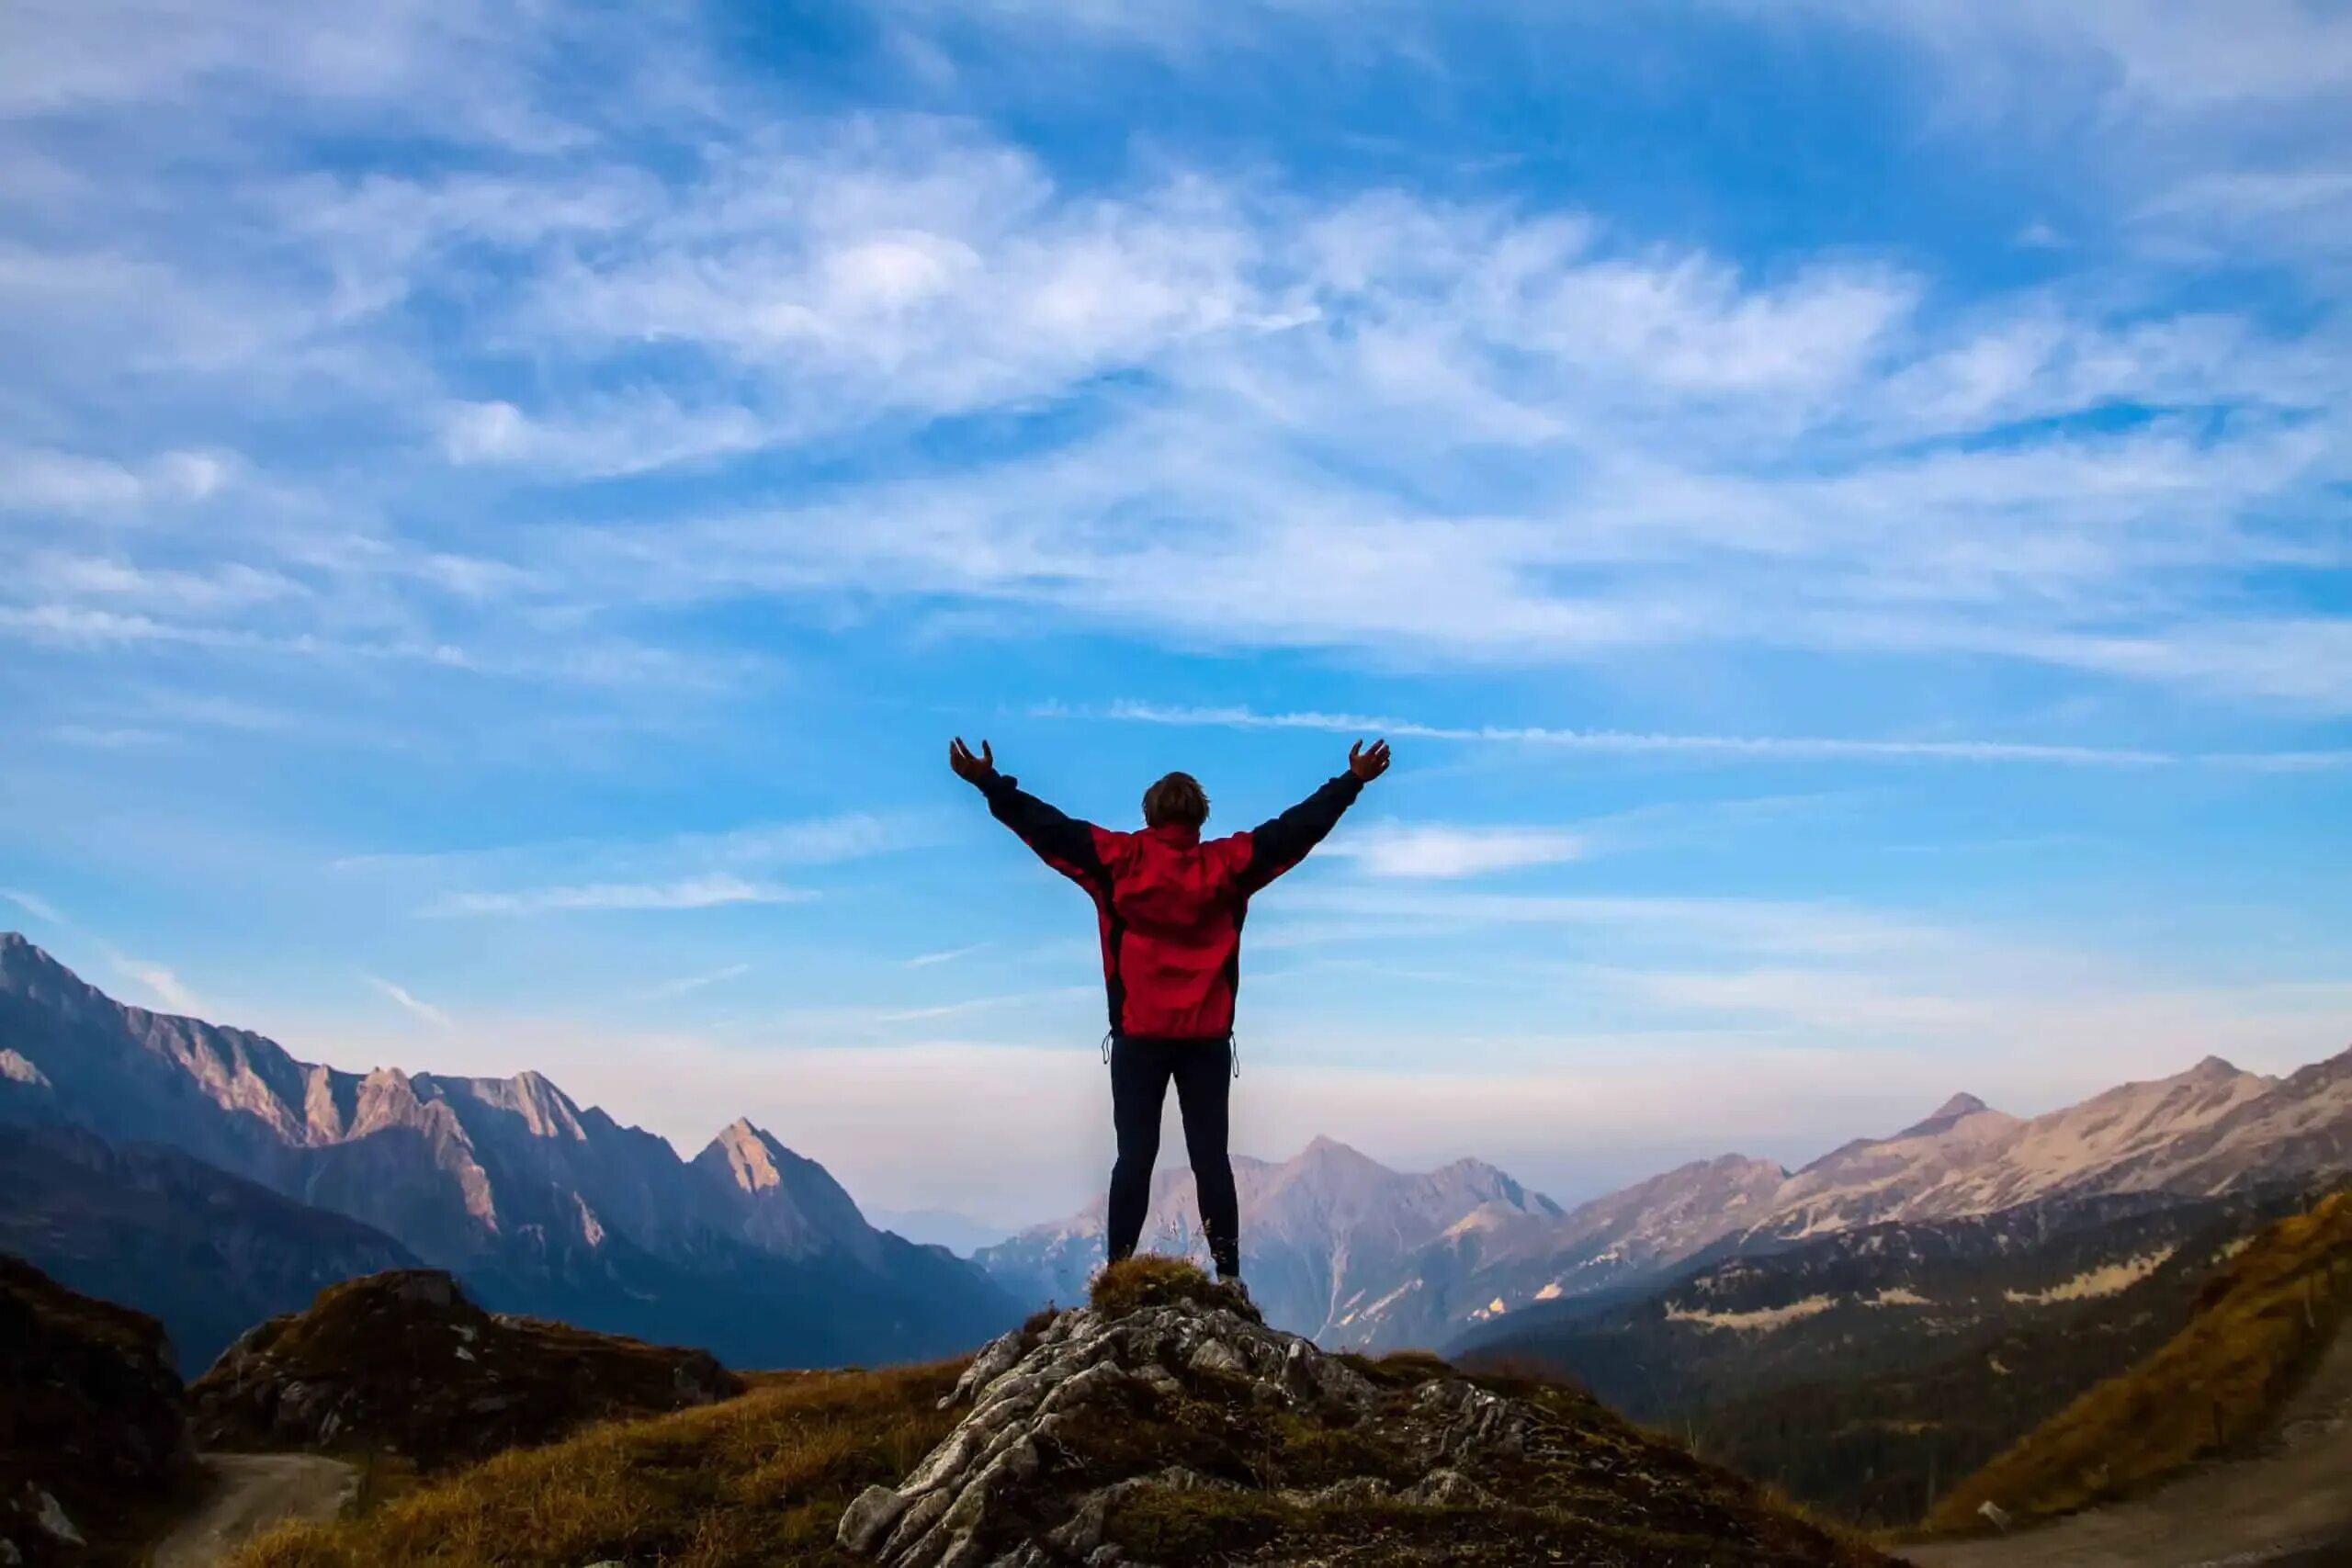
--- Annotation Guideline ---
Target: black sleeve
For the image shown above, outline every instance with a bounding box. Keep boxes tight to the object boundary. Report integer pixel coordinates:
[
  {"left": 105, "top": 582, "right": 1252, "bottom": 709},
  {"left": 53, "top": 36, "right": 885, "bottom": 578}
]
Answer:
[
  {"left": 1236, "top": 773, "right": 1363, "bottom": 897},
  {"left": 978, "top": 773, "right": 1109, "bottom": 888}
]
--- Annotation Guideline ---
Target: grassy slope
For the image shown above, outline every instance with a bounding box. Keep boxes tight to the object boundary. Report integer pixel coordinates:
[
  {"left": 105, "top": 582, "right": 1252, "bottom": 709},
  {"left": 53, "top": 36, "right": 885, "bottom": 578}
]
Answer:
[
  {"left": 230, "top": 1361, "right": 964, "bottom": 1568},
  {"left": 230, "top": 1257, "right": 1887, "bottom": 1568},
  {"left": 1926, "top": 1188, "right": 2352, "bottom": 1533}
]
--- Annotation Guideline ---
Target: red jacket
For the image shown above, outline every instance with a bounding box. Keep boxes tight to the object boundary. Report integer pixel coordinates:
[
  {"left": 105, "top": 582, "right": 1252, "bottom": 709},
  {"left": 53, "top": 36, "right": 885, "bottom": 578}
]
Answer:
[{"left": 978, "top": 770, "right": 1364, "bottom": 1039}]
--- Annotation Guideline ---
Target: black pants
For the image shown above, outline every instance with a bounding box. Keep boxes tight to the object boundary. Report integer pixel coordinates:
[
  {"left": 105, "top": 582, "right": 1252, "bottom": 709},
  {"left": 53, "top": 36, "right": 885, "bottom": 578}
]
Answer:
[{"left": 1107, "top": 1033, "right": 1239, "bottom": 1277}]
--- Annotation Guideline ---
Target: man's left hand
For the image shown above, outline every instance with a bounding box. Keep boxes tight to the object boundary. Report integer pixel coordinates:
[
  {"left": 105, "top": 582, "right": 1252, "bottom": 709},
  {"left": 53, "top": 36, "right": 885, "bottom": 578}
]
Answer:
[{"left": 950, "top": 736, "right": 997, "bottom": 784}]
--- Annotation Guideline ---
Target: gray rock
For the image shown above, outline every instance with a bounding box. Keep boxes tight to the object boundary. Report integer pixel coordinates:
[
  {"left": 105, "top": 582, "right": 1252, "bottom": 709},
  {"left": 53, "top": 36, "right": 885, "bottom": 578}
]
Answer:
[
  {"left": 1406, "top": 1467, "right": 1493, "bottom": 1506},
  {"left": 839, "top": 1485, "right": 910, "bottom": 1553},
  {"left": 1283, "top": 1475, "right": 1392, "bottom": 1508},
  {"left": 32, "top": 1492, "right": 82, "bottom": 1546},
  {"left": 1186, "top": 1338, "right": 1247, "bottom": 1377},
  {"left": 840, "top": 1293, "right": 1570, "bottom": 1568}
]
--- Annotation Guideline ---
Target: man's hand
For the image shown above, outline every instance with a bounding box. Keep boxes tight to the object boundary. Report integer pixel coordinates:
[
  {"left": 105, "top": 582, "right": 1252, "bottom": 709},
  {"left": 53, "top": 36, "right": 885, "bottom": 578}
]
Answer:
[
  {"left": 1348, "top": 738, "right": 1391, "bottom": 782},
  {"left": 949, "top": 736, "right": 997, "bottom": 785}
]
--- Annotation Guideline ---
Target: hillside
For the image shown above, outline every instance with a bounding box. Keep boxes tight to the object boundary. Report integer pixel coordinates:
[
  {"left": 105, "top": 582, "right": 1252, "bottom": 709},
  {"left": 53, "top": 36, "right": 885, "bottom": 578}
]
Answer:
[
  {"left": 0, "top": 933, "right": 1016, "bottom": 1368},
  {"left": 0, "top": 1254, "right": 195, "bottom": 1567},
  {"left": 0, "top": 1123, "right": 422, "bottom": 1372},
  {"left": 1927, "top": 1185, "right": 2352, "bottom": 1532},
  {"left": 191, "top": 1269, "right": 744, "bottom": 1472},
  {"left": 229, "top": 1258, "right": 1890, "bottom": 1568},
  {"left": 1457, "top": 1184, "right": 2320, "bottom": 1526}
]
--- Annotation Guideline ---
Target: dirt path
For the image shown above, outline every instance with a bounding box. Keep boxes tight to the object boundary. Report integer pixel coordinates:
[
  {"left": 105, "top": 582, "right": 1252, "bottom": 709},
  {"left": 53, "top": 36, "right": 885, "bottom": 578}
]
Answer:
[
  {"left": 1905, "top": 1329, "right": 2352, "bottom": 1568},
  {"left": 150, "top": 1453, "right": 357, "bottom": 1568}
]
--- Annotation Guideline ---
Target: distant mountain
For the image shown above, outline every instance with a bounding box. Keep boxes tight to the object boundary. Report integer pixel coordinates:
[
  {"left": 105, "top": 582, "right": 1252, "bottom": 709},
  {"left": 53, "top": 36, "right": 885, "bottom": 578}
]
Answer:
[
  {"left": 990, "top": 1044, "right": 2352, "bottom": 1354},
  {"left": 864, "top": 1206, "right": 1012, "bottom": 1257},
  {"left": 1755, "top": 1055, "right": 2288, "bottom": 1239},
  {"left": 1337, "top": 1152, "right": 1792, "bottom": 1350},
  {"left": 695, "top": 1118, "right": 883, "bottom": 1269},
  {"left": 0, "top": 1122, "right": 422, "bottom": 1373},
  {"left": 979, "top": 1134, "right": 1563, "bottom": 1341},
  {"left": 0, "top": 932, "right": 1017, "bottom": 1368}
]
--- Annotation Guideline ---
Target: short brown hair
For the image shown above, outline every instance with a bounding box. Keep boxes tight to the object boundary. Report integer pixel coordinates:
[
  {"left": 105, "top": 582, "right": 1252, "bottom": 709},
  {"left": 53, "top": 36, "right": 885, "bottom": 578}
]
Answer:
[{"left": 1142, "top": 771, "right": 1209, "bottom": 829}]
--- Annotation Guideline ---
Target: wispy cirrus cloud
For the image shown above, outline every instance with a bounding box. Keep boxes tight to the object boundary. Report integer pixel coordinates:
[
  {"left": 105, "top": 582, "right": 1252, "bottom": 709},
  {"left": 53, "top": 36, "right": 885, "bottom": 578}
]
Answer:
[
  {"left": 110, "top": 956, "right": 199, "bottom": 1013},
  {"left": 334, "top": 812, "right": 902, "bottom": 921},
  {"left": 424, "top": 875, "right": 811, "bottom": 918},
  {"left": 364, "top": 973, "right": 453, "bottom": 1028},
  {"left": 1060, "top": 702, "right": 2352, "bottom": 770},
  {"left": 628, "top": 963, "right": 754, "bottom": 1000},
  {"left": 0, "top": 887, "right": 69, "bottom": 926},
  {"left": 1330, "top": 823, "right": 1588, "bottom": 880},
  {"left": 907, "top": 942, "right": 992, "bottom": 967}
]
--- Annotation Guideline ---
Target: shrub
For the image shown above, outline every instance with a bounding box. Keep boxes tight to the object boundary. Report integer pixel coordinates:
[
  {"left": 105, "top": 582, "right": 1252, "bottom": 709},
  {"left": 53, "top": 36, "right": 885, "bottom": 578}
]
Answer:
[{"left": 1089, "top": 1256, "right": 1261, "bottom": 1324}]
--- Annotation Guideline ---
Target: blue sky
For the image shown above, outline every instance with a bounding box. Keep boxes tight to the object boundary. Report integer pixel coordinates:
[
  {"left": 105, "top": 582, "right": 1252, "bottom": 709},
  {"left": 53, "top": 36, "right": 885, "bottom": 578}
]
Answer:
[{"left": 3, "top": 0, "right": 2349, "bottom": 1226}]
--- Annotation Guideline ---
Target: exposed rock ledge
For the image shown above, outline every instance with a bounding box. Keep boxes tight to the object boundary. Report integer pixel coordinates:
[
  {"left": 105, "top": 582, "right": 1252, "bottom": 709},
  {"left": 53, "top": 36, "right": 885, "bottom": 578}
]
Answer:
[{"left": 840, "top": 1264, "right": 1890, "bottom": 1568}]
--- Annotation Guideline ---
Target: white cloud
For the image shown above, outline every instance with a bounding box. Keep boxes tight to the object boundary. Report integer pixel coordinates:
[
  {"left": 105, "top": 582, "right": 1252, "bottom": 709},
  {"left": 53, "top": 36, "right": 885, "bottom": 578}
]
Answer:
[
  {"left": 1, "top": 1, "right": 2347, "bottom": 750},
  {"left": 1332, "top": 822, "right": 1587, "bottom": 879},
  {"left": 424, "top": 875, "right": 813, "bottom": 917},
  {"left": 1072, "top": 702, "right": 2352, "bottom": 769},
  {"left": 111, "top": 956, "right": 199, "bottom": 1013},
  {"left": 364, "top": 973, "right": 453, "bottom": 1028},
  {"left": 0, "top": 887, "right": 67, "bottom": 925},
  {"left": 907, "top": 942, "right": 992, "bottom": 966},
  {"left": 630, "top": 963, "right": 753, "bottom": 1000}
]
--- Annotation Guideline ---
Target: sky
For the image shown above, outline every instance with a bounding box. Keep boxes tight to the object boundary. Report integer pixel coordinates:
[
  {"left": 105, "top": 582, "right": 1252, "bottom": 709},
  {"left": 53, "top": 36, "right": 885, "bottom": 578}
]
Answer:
[{"left": 3, "top": 0, "right": 2349, "bottom": 1235}]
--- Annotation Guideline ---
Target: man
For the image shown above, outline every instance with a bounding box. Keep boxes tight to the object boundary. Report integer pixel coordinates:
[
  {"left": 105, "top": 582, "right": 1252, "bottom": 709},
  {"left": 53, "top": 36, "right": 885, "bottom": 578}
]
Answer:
[{"left": 948, "top": 735, "right": 1390, "bottom": 1284}]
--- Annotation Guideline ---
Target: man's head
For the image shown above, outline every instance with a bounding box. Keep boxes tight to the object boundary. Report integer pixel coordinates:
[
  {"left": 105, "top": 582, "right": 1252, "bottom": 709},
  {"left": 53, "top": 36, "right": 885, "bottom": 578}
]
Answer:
[{"left": 1142, "top": 771, "right": 1210, "bottom": 830}]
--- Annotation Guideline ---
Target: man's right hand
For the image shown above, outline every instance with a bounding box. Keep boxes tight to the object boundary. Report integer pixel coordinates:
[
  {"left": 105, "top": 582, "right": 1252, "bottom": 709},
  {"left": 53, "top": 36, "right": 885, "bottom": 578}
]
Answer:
[
  {"left": 949, "top": 737, "right": 997, "bottom": 784},
  {"left": 1348, "top": 739, "right": 1390, "bottom": 781}
]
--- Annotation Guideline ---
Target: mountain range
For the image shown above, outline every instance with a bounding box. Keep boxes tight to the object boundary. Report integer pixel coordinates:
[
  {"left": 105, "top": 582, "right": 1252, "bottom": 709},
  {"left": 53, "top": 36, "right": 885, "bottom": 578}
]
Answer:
[
  {"left": 983, "top": 1042, "right": 2352, "bottom": 1350},
  {"left": 6, "top": 926, "right": 2347, "bottom": 1376},
  {"left": 0, "top": 932, "right": 1016, "bottom": 1370}
]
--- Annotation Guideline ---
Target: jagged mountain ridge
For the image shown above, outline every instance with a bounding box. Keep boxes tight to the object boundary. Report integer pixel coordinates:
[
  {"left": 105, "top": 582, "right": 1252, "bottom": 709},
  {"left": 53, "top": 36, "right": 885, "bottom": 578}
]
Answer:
[
  {"left": 978, "top": 1134, "right": 1564, "bottom": 1341},
  {"left": 989, "top": 1044, "right": 2352, "bottom": 1352},
  {"left": 0, "top": 932, "right": 1015, "bottom": 1366}
]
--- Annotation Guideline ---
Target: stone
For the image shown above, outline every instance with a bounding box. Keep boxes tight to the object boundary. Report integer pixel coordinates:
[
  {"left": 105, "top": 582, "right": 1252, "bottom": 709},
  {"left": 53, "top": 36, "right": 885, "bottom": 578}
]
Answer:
[
  {"left": 1186, "top": 1338, "right": 1247, "bottom": 1377},
  {"left": 1406, "top": 1467, "right": 1493, "bottom": 1506},
  {"left": 32, "top": 1492, "right": 82, "bottom": 1546},
  {"left": 838, "top": 1280, "right": 1868, "bottom": 1568},
  {"left": 839, "top": 1485, "right": 910, "bottom": 1553}
]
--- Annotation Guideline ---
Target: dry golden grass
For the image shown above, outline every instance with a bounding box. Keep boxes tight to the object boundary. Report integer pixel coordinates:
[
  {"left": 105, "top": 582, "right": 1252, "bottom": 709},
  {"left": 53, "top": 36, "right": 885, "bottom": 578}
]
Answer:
[
  {"left": 1925, "top": 1186, "right": 2352, "bottom": 1533},
  {"left": 1088, "top": 1254, "right": 1261, "bottom": 1322},
  {"left": 225, "top": 1359, "right": 963, "bottom": 1568}
]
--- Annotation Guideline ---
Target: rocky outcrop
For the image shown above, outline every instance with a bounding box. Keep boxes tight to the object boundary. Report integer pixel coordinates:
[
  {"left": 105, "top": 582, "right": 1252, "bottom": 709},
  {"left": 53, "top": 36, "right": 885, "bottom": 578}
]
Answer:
[
  {"left": 0, "top": 1254, "right": 192, "bottom": 1566},
  {"left": 189, "top": 1269, "right": 742, "bottom": 1471},
  {"left": 839, "top": 1260, "right": 1890, "bottom": 1568}
]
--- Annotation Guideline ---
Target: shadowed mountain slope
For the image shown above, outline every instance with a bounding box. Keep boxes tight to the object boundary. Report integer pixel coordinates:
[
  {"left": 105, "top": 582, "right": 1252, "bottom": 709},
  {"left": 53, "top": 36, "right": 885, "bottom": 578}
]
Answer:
[
  {"left": 0, "top": 1122, "right": 422, "bottom": 1373},
  {"left": 0, "top": 933, "right": 1016, "bottom": 1368}
]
